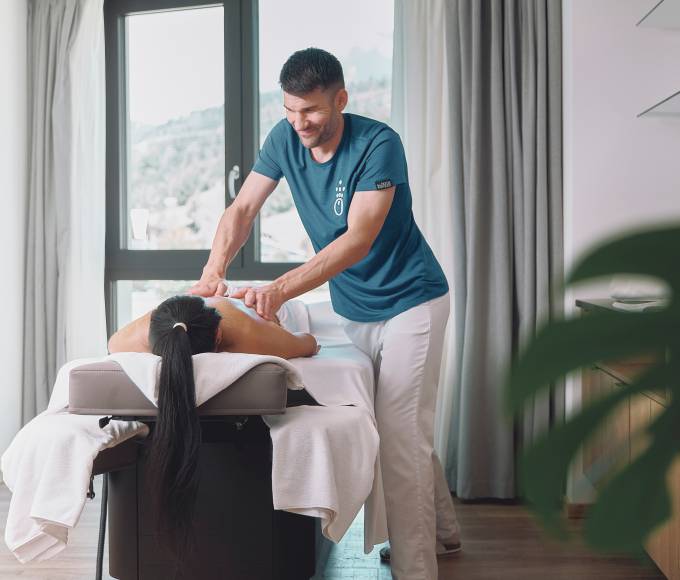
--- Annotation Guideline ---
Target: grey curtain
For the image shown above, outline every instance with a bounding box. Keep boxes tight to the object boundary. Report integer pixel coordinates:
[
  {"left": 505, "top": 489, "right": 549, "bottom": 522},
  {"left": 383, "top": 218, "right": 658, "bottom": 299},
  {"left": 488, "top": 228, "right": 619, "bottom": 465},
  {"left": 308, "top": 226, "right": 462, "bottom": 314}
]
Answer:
[
  {"left": 23, "top": 0, "right": 84, "bottom": 422},
  {"left": 445, "top": 0, "right": 564, "bottom": 498}
]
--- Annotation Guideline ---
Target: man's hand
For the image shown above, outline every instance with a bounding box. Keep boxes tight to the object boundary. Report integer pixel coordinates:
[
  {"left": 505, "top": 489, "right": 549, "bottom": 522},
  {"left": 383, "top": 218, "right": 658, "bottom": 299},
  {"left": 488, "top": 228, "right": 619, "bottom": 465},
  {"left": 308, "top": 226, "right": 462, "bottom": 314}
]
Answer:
[
  {"left": 187, "top": 270, "right": 229, "bottom": 297},
  {"left": 229, "top": 281, "right": 286, "bottom": 321}
]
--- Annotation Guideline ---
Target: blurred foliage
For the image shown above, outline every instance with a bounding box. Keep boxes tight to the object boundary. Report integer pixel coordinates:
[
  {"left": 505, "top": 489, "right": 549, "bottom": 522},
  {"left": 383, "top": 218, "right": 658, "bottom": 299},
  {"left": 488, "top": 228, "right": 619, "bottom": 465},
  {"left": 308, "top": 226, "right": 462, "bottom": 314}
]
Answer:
[{"left": 504, "top": 223, "right": 680, "bottom": 560}]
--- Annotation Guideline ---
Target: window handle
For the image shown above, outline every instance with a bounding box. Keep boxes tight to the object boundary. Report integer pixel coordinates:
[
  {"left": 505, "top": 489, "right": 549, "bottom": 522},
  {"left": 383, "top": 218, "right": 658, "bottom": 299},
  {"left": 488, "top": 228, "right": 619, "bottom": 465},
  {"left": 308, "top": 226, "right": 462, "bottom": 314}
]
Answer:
[{"left": 228, "top": 165, "right": 240, "bottom": 199}]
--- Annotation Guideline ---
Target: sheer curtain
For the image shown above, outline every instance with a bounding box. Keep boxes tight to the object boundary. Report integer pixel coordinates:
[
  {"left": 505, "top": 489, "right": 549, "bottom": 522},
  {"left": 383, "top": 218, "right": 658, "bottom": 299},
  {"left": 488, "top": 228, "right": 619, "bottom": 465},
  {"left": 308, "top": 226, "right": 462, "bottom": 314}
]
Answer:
[
  {"left": 23, "top": 0, "right": 107, "bottom": 422},
  {"left": 392, "top": 0, "right": 564, "bottom": 499}
]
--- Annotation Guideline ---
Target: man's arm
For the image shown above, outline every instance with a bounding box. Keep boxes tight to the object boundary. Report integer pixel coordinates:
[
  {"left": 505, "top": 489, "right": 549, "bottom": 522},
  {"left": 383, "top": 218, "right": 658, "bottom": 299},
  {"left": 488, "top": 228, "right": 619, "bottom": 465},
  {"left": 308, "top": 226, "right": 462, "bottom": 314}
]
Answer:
[
  {"left": 230, "top": 186, "right": 396, "bottom": 318},
  {"left": 189, "top": 171, "right": 279, "bottom": 296},
  {"left": 277, "top": 186, "right": 396, "bottom": 297}
]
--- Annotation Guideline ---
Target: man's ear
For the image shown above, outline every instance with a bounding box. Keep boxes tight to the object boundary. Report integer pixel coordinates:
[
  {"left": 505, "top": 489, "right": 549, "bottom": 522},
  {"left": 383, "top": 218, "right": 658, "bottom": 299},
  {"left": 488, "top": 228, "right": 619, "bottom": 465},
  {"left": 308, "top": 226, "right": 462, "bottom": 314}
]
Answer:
[{"left": 335, "top": 88, "right": 348, "bottom": 112}]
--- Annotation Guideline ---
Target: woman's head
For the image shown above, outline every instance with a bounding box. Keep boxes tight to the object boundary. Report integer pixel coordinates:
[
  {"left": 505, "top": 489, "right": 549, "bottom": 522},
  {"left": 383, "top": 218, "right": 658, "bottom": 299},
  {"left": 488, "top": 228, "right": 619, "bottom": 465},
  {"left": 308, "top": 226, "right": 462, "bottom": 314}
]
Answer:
[
  {"left": 148, "top": 294, "right": 222, "bottom": 355},
  {"left": 145, "top": 295, "right": 222, "bottom": 556}
]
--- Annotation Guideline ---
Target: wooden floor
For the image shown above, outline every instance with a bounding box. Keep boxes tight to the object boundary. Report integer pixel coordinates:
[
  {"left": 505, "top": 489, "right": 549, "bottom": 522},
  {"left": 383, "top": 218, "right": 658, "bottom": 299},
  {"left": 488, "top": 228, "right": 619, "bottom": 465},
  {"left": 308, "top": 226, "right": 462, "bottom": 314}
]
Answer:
[{"left": 0, "top": 479, "right": 666, "bottom": 579}]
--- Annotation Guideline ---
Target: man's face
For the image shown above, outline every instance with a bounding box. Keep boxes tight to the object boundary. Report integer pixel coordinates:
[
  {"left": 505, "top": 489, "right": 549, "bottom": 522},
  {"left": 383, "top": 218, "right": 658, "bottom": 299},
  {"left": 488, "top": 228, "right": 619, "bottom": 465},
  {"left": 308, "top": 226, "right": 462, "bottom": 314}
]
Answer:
[{"left": 283, "top": 87, "right": 347, "bottom": 149}]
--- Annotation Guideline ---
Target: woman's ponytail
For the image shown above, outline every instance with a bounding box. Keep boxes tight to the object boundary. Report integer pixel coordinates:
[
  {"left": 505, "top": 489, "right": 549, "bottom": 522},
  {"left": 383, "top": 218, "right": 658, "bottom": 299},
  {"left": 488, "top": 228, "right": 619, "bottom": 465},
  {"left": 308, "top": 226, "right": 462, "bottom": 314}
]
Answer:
[{"left": 145, "top": 295, "right": 221, "bottom": 557}]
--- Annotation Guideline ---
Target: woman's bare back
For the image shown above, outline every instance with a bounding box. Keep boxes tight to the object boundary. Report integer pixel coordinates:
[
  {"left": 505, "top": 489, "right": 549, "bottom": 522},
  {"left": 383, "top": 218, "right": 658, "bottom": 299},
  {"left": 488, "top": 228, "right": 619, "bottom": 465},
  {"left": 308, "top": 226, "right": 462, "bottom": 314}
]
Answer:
[
  {"left": 108, "top": 296, "right": 316, "bottom": 359},
  {"left": 198, "top": 296, "right": 315, "bottom": 358}
]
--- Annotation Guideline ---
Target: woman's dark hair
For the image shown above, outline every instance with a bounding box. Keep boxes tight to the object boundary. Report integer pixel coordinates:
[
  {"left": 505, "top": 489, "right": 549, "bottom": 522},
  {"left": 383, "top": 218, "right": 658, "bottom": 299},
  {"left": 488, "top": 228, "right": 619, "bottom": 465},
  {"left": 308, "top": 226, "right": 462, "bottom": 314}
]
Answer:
[
  {"left": 279, "top": 47, "right": 345, "bottom": 96},
  {"left": 145, "top": 295, "right": 222, "bottom": 556}
]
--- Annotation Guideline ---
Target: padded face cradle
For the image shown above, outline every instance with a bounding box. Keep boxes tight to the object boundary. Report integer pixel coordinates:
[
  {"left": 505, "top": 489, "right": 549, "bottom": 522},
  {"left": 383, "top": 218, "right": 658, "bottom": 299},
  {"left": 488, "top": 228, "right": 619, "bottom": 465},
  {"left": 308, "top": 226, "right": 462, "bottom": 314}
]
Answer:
[{"left": 68, "top": 360, "right": 289, "bottom": 416}]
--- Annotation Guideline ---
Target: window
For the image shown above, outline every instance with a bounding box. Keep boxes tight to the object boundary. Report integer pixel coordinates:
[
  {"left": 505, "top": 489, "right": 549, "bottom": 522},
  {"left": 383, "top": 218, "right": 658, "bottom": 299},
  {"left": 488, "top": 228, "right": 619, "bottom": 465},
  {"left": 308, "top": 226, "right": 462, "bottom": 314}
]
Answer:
[
  {"left": 105, "top": 0, "right": 393, "bottom": 329},
  {"left": 126, "top": 7, "right": 225, "bottom": 251}
]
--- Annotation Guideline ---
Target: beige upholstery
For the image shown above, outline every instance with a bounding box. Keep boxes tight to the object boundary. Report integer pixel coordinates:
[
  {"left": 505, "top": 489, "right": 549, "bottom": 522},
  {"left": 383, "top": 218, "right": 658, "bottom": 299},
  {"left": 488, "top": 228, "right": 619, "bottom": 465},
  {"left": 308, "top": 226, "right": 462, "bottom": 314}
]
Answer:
[{"left": 68, "top": 360, "right": 288, "bottom": 416}]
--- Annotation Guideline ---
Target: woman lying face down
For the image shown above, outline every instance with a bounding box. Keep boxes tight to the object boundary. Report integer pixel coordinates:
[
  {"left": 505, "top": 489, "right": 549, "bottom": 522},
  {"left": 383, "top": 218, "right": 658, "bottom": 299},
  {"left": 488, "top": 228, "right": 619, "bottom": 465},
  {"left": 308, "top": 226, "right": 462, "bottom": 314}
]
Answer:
[
  {"left": 107, "top": 294, "right": 319, "bottom": 358},
  {"left": 107, "top": 294, "right": 318, "bottom": 557}
]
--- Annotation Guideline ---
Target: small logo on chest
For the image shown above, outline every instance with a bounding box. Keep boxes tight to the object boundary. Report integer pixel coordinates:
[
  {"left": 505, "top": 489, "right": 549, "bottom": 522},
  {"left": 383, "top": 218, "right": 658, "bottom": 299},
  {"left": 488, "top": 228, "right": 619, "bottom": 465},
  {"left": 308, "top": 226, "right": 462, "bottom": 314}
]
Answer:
[{"left": 334, "top": 179, "right": 346, "bottom": 216}]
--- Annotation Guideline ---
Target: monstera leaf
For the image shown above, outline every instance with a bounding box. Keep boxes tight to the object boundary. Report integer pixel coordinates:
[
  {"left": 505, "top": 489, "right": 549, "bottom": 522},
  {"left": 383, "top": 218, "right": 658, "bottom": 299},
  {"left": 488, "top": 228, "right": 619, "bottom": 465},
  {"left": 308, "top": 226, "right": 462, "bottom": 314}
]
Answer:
[{"left": 504, "top": 223, "right": 680, "bottom": 558}]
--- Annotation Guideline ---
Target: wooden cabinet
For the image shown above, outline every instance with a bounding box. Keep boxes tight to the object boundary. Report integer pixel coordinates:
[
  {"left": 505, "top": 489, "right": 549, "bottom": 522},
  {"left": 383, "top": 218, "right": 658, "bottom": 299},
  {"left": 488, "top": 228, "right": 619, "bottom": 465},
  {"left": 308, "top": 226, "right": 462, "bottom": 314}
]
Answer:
[
  {"left": 581, "top": 363, "right": 680, "bottom": 579},
  {"left": 577, "top": 299, "right": 678, "bottom": 579},
  {"left": 644, "top": 400, "right": 680, "bottom": 580}
]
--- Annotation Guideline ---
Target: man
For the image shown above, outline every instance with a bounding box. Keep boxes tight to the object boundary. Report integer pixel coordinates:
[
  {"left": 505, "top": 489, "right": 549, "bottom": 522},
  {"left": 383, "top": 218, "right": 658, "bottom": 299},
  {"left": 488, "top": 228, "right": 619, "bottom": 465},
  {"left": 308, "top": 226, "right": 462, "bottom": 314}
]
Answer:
[{"left": 189, "top": 47, "right": 461, "bottom": 580}]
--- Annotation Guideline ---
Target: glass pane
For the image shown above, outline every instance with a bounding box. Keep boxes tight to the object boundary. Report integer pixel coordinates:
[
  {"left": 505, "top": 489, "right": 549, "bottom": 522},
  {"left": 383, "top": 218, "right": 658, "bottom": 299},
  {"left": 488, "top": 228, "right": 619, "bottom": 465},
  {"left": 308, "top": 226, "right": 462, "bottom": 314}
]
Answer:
[
  {"left": 115, "top": 280, "right": 195, "bottom": 329},
  {"left": 115, "top": 280, "right": 330, "bottom": 330},
  {"left": 257, "top": 0, "right": 394, "bottom": 263},
  {"left": 125, "top": 7, "right": 225, "bottom": 250}
]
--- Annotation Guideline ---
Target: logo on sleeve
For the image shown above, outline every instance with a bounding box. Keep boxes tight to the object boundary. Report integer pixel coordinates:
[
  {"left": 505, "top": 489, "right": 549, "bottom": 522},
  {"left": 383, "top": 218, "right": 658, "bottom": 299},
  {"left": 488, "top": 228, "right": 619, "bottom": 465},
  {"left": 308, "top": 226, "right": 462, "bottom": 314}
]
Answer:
[
  {"left": 375, "top": 179, "right": 393, "bottom": 190},
  {"left": 333, "top": 179, "right": 346, "bottom": 216}
]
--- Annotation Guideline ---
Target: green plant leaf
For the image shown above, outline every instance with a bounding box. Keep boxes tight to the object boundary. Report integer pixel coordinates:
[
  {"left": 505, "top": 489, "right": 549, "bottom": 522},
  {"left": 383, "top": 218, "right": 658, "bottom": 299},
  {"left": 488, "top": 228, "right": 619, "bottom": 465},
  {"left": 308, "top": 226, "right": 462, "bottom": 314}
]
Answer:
[{"left": 504, "top": 221, "right": 680, "bottom": 557}]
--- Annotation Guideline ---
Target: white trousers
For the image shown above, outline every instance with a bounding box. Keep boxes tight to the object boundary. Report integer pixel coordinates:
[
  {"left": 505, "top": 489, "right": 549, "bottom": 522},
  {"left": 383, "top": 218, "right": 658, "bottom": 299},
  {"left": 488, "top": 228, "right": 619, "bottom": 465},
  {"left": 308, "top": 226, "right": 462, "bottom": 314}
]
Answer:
[{"left": 340, "top": 292, "right": 460, "bottom": 580}]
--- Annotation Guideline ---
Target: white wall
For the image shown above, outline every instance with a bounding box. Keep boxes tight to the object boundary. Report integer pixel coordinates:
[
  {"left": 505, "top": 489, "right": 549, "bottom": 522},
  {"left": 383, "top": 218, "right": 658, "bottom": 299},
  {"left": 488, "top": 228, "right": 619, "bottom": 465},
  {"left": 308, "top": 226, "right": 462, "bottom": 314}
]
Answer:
[
  {"left": 0, "top": 0, "right": 28, "bottom": 462},
  {"left": 563, "top": 0, "right": 680, "bottom": 502}
]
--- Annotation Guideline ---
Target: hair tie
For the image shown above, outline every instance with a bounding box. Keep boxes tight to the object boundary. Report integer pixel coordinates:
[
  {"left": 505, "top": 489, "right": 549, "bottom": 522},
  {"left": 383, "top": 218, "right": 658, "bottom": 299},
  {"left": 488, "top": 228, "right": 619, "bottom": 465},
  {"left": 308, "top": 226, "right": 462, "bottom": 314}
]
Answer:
[{"left": 173, "top": 322, "right": 188, "bottom": 332}]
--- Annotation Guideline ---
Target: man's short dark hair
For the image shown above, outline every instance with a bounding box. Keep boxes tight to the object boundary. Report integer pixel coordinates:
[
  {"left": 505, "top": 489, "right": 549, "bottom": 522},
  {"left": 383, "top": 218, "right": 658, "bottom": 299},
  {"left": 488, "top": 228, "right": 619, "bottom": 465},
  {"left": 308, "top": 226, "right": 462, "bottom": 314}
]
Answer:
[{"left": 279, "top": 48, "right": 345, "bottom": 96}]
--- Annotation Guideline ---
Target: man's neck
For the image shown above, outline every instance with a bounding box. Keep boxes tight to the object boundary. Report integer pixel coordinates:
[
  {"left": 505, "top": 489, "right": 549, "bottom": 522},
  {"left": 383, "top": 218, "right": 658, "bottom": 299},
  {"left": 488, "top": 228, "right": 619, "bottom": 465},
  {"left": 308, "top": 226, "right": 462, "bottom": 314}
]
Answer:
[{"left": 310, "top": 114, "right": 345, "bottom": 163}]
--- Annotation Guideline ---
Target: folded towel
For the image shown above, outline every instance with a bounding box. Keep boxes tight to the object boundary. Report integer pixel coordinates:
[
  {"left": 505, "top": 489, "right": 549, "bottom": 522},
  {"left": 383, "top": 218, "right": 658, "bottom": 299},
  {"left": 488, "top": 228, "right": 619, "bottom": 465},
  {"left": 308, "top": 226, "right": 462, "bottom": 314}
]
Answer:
[
  {"left": 611, "top": 299, "right": 670, "bottom": 312},
  {"left": 608, "top": 275, "right": 670, "bottom": 302}
]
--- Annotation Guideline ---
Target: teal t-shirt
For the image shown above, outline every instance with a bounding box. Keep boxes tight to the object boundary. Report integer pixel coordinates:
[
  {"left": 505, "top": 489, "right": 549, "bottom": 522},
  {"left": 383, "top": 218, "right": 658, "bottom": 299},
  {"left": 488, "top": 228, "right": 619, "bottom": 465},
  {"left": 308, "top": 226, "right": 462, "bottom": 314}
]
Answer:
[{"left": 252, "top": 112, "right": 449, "bottom": 322}]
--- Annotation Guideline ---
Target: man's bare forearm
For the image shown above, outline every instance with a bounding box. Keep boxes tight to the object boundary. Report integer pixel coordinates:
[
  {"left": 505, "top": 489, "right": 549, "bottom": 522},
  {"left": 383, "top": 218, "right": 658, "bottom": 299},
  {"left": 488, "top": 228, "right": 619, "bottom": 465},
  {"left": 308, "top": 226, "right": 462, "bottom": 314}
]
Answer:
[
  {"left": 205, "top": 204, "right": 254, "bottom": 275},
  {"left": 275, "top": 232, "right": 370, "bottom": 300}
]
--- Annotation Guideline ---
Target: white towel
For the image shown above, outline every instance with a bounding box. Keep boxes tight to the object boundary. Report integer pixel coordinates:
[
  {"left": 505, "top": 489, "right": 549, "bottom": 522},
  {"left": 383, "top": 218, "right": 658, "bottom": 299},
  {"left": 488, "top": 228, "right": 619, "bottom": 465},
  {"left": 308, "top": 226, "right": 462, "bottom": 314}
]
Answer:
[
  {"left": 46, "top": 352, "right": 303, "bottom": 412},
  {"left": 1, "top": 407, "right": 148, "bottom": 563},
  {"left": 276, "top": 299, "right": 311, "bottom": 333},
  {"left": 263, "top": 405, "right": 378, "bottom": 543},
  {"left": 608, "top": 275, "right": 670, "bottom": 302},
  {"left": 266, "top": 343, "right": 388, "bottom": 551},
  {"left": 116, "top": 351, "right": 304, "bottom": 407},
  {"left": 611, "top": 299, "right": 670, "bottom": 312}
]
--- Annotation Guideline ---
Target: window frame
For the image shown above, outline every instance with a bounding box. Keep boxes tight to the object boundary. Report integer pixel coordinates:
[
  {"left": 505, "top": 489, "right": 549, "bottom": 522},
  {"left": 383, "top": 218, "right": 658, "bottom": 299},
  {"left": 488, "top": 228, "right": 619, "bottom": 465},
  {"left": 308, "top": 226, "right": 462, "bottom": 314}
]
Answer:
[{"left": 104, "top": 0, "right": 303, "bottom": 333}]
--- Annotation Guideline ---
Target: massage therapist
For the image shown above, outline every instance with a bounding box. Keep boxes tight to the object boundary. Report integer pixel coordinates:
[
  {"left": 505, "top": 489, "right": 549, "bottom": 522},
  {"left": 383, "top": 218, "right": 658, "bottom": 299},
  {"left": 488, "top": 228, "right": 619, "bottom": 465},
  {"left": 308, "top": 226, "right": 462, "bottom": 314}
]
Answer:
[{"left": 188, "top": 48, "right": 461, "bottom": 580}]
